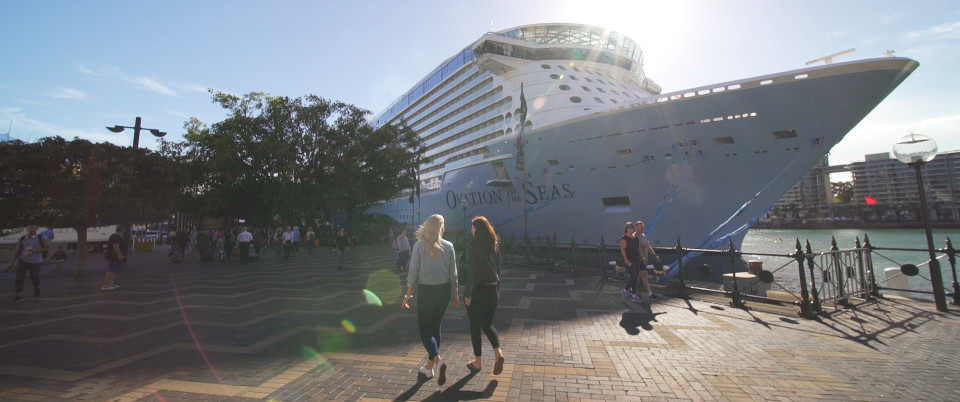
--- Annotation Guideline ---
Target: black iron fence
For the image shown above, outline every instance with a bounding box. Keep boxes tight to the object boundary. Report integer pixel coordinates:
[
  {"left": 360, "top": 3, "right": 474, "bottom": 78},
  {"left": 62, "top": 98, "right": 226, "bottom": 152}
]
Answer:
[{"left": 490, "top": 232, "right": 960, "bottom": 318}]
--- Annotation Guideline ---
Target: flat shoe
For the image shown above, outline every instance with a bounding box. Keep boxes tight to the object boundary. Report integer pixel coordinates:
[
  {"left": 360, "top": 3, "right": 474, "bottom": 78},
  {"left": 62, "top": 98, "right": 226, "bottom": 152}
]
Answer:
[
  {"left": 436, "top": 360, "right": 447, "bottom": 385},
  {"left": 419, "top": 365, "right": 434, "bottom": 378},
  {"left": 466, "top": 361, "right": 481, "bottom": 372},
  {"left": 493, "top": 356, "right": 505, "bottom": 375}
]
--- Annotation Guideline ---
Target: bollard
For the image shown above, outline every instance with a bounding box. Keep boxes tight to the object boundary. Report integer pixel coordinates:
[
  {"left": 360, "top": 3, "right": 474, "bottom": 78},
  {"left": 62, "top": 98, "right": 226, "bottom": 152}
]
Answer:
[{"left": 884, "top": 267, "right": 912, "bottom": 298}]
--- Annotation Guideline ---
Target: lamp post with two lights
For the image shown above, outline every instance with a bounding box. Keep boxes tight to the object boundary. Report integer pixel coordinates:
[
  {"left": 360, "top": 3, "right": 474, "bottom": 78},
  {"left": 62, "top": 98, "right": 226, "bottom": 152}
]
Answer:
[{"left": 106, "top": 117, "right": 167, "bottom": 247}]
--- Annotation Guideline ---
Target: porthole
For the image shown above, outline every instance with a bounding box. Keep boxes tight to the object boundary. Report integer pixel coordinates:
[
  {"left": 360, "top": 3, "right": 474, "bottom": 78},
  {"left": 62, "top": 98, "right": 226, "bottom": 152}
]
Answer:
[
  {"left": 570, "top": 96, "right": 582, "bottom": 103},
  {"left": 505, "top": 112, "right": 512, "bottom": 121},
  {"left": 550, "top": 73, "right": 561, "bottom": 79},
  {"left": 541, "top": 64, "right": 551, "bottom": 69},
  {"left": 559, "top": 84, "right": 571, "bottom": 91}
]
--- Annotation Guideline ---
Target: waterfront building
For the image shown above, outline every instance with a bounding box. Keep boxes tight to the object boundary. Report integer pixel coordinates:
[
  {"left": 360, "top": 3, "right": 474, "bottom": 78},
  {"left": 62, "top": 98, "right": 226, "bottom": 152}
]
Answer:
[
  {"left": 770, "top": 156, "right": 833, "bottom": 219},
  {"left": 848, "top": 150, "right": 960, "bottom": 221}
]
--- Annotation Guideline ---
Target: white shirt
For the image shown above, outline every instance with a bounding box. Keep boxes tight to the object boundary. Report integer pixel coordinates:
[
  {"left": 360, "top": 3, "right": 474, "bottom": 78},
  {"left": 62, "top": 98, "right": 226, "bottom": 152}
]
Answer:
[{"left": 237, "top": 231, "right": 253, "bottom": 243}]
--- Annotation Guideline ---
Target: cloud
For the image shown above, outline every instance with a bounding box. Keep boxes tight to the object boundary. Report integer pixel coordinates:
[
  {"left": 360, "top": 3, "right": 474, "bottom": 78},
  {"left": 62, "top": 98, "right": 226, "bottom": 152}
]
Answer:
[
  {"left": 0, "top": 107, "right": 129, "bottom": 145},
  {"left": 825, "top": 31, "right": 846, "bottom": 38},
  {"left": 904, "top": 21, "right": 960, "bottom": 40},
  {"left": 46, "top": 87, "right": 90, "bottom": 101},
  {"left": 77, "top": 64, "right": 178, "bottom": 97}
]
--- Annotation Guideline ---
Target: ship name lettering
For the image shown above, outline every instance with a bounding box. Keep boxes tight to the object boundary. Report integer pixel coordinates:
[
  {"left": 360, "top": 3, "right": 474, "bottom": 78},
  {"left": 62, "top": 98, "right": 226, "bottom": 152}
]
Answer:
[{"left": 524, "top": 182, "right": 575, "bottom": 204}]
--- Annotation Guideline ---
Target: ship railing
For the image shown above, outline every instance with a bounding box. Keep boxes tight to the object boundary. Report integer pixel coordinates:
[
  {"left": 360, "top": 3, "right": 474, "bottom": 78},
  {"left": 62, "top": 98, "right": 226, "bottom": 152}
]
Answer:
[{"left": 494, "top": 232, "right": 959, "bottom": 318}]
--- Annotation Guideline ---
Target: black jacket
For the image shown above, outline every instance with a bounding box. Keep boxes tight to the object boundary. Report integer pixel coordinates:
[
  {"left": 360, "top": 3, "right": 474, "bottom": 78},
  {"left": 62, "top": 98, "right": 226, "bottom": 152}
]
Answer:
[{"left": 462, "top": 238, "right": 500, "bottom": 298}]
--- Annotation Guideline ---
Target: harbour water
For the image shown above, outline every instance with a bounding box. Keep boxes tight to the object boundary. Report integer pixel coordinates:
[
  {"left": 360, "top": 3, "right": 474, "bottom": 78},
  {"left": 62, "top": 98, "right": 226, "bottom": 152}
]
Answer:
[{"left": 738, "top": 228, "right": 960, "bottom": 301}]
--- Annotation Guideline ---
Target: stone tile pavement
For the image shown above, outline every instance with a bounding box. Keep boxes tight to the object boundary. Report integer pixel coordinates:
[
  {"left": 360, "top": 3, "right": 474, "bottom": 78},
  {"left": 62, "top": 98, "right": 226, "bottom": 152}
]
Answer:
[{"left": 1, "top": 243, "right": 958, "bottom": 401}]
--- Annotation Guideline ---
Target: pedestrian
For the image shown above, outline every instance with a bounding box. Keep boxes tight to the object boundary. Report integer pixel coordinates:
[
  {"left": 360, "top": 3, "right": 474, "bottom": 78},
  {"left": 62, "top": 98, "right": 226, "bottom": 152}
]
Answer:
[
  {"left": 52, "top": 245, "right": 67, "bottom": 271},
  {"left": 274, "top": 227, "right": 284, "bottom": 257},
  {"left": 395, "top": 224, "right": 411, "bottom": 272},
  {"left": 102, "top": 225, "right": 127, "bottom": 290},
  {"left": 237, "top": 227, "right": 253, "bottom": 264},
  {"left": 224, "top": 229, "right": 235, "bottom": 261},
  {"left": 6, "top": 224, "right": 50, "bottom": 302},
  {"left": 306, "top": 227, "right": 316, "bottom": 255},
  {"left": 462, "top": 216, "right": 506, "bottom": 374},
  {"left": 635, "top": 221, "right": 661, "bottom": 300},
  {"left": 292, "top": 226, "right": 301, "bottom": 255},
  {"left": 401, "top": 214, "right": 459, "bottom": 385},
  {"left": 620, "top": 221, "right": 644, "bottom": 302},
  {"left": 333, "top": 227, "right": 349, "bottom": 269},
  {"left": 282, "top": 226, "right": 293, "bottom": 261}
]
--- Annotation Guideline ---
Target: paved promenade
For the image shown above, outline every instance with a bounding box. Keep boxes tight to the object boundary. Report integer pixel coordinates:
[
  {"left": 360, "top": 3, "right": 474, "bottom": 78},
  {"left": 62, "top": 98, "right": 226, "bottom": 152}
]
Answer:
[{"left": 1, "top": 243, "right": 959, "bottom": 401}]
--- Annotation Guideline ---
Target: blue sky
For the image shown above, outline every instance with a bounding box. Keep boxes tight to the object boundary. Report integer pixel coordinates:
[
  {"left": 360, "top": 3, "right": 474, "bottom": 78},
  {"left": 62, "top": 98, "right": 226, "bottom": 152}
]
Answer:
[{"left": 2, "top": 0, "right": 958, "bottom": 174}]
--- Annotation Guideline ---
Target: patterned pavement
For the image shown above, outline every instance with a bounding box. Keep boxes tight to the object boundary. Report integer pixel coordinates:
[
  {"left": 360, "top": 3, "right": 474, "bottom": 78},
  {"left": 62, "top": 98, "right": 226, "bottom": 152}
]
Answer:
[{"left": 1, "top": 243, "right": 959, "bottom": 401}]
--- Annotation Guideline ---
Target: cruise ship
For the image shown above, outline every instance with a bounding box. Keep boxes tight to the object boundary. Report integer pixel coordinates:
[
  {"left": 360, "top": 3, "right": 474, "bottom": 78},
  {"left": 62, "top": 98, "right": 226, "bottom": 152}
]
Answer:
[{"left": 367, "top": 23, "right": 917, "bottom": 252}]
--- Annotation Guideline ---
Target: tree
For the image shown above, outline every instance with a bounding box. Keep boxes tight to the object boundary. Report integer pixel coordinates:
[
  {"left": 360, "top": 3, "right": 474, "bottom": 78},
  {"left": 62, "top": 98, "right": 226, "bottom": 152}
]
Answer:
[
  {"left": 164, "top": 91, "right": 425, "bottom": 231},
  {"left": 0, "top": 137, "right": 183, "bottom": 274},
  {"left": 832, "top": 181, "right": 854, "bottom": 204}
]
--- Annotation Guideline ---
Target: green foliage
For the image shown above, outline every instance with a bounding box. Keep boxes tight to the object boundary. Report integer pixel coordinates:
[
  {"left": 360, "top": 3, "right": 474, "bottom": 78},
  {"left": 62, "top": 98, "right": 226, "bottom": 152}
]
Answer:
[
  {"left": 832, "top": 181, "right": 854, "bottom": 204},
  {"left": 160, "top": 91, "right": 425, "bottom": 229}
]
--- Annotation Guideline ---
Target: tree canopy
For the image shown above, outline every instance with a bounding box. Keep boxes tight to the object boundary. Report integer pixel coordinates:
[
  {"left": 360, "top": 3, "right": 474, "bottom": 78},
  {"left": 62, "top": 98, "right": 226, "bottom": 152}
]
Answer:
[{"left": 160, "top": 91, "right": 425, "bottom": 230}]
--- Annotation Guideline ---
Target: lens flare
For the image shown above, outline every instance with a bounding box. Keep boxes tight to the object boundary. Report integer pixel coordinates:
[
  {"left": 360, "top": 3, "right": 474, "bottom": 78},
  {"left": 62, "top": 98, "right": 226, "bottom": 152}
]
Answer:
[
  {"left": 301, "top": 346, "right": 335, "bottom": 373},
  {"left": 341, "top": 319, "right": 356, "bottom": 334},
  {"left": 362, "top": 289, "right": 383, "bottom": 307},
  {"left": 365, "top": 270, "right": 403, "bottom": 305}
]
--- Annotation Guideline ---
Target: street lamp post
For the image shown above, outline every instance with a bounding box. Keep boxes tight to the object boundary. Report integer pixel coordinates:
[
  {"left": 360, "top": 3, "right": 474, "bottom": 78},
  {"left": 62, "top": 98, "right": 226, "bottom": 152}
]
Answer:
[
  {"left": 892, "top": 133, "right": 947, "bottom": 312},
  {"left": 106, "top": 116, "right": 167, "bottom": 246}
]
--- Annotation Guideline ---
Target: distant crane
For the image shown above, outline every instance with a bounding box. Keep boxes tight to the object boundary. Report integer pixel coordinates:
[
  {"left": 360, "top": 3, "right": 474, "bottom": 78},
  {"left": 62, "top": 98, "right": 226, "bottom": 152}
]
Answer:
[
  {"left": 1, "top": 121, "right": 11, "bottom": 141},
  {"left": 805, "top": 48, "right": 856, "bottom": 66}
]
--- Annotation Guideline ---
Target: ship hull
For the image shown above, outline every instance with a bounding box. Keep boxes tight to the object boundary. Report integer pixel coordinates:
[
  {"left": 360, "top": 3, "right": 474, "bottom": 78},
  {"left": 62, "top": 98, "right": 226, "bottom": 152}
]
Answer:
[{"left": 370, "top": 58, "right": 917, "bottom": 250}]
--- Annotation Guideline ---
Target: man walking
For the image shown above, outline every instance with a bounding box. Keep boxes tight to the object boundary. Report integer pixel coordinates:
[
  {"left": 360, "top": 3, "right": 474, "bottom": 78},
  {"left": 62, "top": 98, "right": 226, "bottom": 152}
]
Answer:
[
  {"left": 292, "top": 226, "right": 301, "bottom": 255},
  {"left": 103, "top": 225, "right": 127, "bottom": 290},
  {"left": 7, "top": 225, "right": 50, "bottom": 302},
  {"left": 237, "top": 227, "right": 253, "bottom": 264}
]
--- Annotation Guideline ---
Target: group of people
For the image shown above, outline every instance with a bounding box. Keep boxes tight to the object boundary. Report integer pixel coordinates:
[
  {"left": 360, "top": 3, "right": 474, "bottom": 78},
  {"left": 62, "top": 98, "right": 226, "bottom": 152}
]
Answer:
[
  {"left": 619, "top": 220, "right": 661, "bottom": 302},
  {"left": 400, "top": 214, "right": 505, "bottom": 385}
]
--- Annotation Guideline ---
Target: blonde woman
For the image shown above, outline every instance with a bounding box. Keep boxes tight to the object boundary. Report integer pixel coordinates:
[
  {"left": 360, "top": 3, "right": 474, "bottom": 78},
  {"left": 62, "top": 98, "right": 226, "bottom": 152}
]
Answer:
[{"left": 402, "top": 214, "right": 459, "bottom": 385}]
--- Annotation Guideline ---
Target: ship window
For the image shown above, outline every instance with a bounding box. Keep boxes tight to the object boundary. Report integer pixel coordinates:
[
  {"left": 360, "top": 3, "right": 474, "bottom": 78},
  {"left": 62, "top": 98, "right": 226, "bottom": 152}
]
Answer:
[
  {"left": 773, "top": 129, "right": 797, "bottom": 139},
  {"left": 812, "top": 137, "right": 823, "bottom": 147},
  {"left": 610, "top": 99, "right": 618, "bottom": 104},
  {"left": 581, "top": 86, "right": 591, "bottom": 91},
  {"left": 602, "top": 196, "right": 630, "bottom": 207},
  {"left": 550, "top": 73, "right": 562, "bottom": 79},
  {"left": 585, "top": 77, "right": 593, "bottom": 83},
  {"left": 569, "top": 75, "right": 578, "bottom": 81},
  {"left": 594, "top": 97, "right": 604, "bottom": 103},
  {"left": 597, "top": 88, "right": 606, "bottom": 93},
  {"left": 616, "top": 148, "right": 633, "bottom": 157},
  {"left": 760, "top": 79, "right": 773, "bottom": 85},
  {"left": 559, "top": 84, "right": 571, "bottom": 91},
  {"left": 611, "top": 90, "right": 619, "bottom": 95},
  {"left": 678, "top": 140, "right": 685, "bottom": 148},
  {"left": 505, "top": 112, "right": 512, "bottom": 120},
  {"left": 547, "top": 159, "right": 559, "bottom": 166},
  {"left": 572, "top": 67, "right": 581, "bottom": 72},
  {"left": 697, "top": 150, "right": 704, "bottom": 157},
  {"left": 541, "top": 64, "right": 551, "bottom": 69},
  {"left": 713, "top": 136, "right": 735, "bottom": 145},
  {"left": 557, "top": 65, "right": 566, "bottom": 70},
  {"left": 683, "top": 150, "right": 691, "bottom": 158},
  {"left": 570, "top": 96, "right": 582, "bottom": 103}
]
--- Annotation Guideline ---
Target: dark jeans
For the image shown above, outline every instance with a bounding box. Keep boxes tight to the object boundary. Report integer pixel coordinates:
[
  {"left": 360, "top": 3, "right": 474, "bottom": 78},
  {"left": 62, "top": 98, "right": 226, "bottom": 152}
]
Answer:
[
  {"left": 15, "top": 261, "right": 41, "bottom": 294},
  {"left": 624, "top": 262, "right": 640, "bottom": 294},
  {"left": 284, "top": 243, "right": 291, "bottom": 260},
  {"left": 292, "top": 240, "right": 299, "bottom": 254},
  {"left": 238, "top": 242, "right": 250, "bottom": 263},
  {"left": 466, "top": 284, "right": 500, "bottom": 356},
  {"left": 417, "top": 283, "right": 451, "bottom": 360}
]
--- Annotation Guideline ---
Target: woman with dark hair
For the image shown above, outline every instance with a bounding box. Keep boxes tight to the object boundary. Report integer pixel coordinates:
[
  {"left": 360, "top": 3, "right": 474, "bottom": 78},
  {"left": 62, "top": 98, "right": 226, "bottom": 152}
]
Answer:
[
  {"left": 620, "top": 221, "right": 644, "bottom": 302},
  {"left": 402, "top": 215, "right": 459, "bottom": 385},
  {"left": 462, "top": 216, "right": 506, "bottom": 374}
]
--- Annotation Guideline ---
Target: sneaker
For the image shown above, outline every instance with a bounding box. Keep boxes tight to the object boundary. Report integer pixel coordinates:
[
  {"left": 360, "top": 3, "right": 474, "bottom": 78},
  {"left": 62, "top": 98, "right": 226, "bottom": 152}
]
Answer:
[
  {"left": 419, "top": 365, "right": 434, "bottom": 378},
  {"left": 647, "top": 292, "right": 658, "bottom": 300},
  {"left": 632, "top": 295, "right": 645, "bottom": 303},
  {"left": 34, "top": 288, "right": 40, "bottom": 297},
  {"left": 13, "top": 295, "right": 24, "bottom": 303},
  {"left": 436, "top": 360, "right": 447, "bottom": 385},
  {"left": 621, "top": 289, "right": 630, "bottom": 299},
  {"left": 101, "top": 285, "right": 116, "bottom": 290}
]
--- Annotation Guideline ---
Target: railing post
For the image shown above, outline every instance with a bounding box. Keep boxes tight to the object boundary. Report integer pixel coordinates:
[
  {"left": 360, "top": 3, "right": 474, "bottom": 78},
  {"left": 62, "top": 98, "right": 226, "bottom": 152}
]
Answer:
[
  {"left": 805, "top": 240, "right": 822, "bottom": 314},
  {"left": 864, "top": 234, "right": 881, "bottom": 299},
  {"left": 570, "top": 235, "right": 579, "bottom": 277},
  {"left": 728, "top": 240, "right": 745, "bottom": 309},
  {"left": 598, "top": 235, "right": 608, "bottom": 282},
  {"left": 524, "top": 232, "right": 532, "bottom": 263},
  {"left": 795, "top": 238, "right": 815, "bottom": 318},
  {"left": 946, "top": 237, "right": 960, "bottom": 305},
  {"left": 855, "top": 237, "right": 873, "bottom": 301},
  {"left": 675, "top": 237, "right": 687, "bottom": 298}
]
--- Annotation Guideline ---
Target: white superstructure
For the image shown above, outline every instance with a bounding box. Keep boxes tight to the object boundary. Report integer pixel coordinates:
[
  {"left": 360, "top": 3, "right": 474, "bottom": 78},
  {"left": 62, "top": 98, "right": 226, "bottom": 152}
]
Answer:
[{"left": 368, "top": 23, "right": 917, "bottom": 251}]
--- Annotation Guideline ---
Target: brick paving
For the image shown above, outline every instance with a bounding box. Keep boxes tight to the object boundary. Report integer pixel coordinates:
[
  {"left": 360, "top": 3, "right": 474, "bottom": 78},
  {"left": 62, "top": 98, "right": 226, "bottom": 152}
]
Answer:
[{"left": 1, "top": 243, "right": 959, "bottom": 401}]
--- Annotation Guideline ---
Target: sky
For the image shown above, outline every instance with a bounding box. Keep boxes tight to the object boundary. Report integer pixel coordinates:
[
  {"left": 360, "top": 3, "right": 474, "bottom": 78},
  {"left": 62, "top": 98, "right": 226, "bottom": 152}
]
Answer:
[{"left": 2, "top": 0, "right": 959, "bottom": 180}]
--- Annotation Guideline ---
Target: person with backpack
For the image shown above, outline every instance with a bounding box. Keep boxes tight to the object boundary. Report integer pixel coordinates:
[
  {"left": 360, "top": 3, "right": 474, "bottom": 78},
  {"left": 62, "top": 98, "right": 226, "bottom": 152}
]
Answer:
[{"left": 6, "top": 224, "right": 50, "bottom": 302}]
